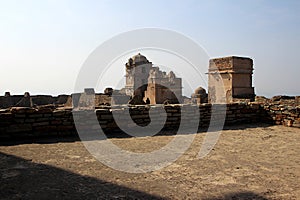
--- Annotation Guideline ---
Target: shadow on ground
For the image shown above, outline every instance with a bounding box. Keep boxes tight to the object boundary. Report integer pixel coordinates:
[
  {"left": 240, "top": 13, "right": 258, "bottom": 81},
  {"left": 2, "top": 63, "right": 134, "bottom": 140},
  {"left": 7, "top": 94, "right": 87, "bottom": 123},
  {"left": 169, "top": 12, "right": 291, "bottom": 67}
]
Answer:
[
  {"left": 203, "top": 192, "right": 269, "bottom": 200},
  {"left": 0, "top": 152, "right": 270, "bottom": 200},
  {"left": 222, "top": 123, "right": 272, "bottom": 131},
  {"left": 0, "top": 152, "right": 163, "bottom": 200},
  {"left": 0, "top": 123, "right": 273, "bottom": 146}
]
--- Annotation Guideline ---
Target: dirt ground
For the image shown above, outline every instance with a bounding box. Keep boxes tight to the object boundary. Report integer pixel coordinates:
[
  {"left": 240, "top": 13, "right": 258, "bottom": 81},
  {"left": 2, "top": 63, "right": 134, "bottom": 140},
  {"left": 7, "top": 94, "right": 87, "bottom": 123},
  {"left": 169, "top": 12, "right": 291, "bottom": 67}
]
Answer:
[{"left": 0, "top": 124, "right": 299, "bottom": 200}]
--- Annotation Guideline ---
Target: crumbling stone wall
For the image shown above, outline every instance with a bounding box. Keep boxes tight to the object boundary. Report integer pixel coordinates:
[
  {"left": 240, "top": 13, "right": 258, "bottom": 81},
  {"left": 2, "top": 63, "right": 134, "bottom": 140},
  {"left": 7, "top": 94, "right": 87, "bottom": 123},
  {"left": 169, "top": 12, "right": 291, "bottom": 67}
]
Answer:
[
  {"left": 0, "top": 99, "right": 299, "bottom": 139},
  {"left": 0, "top": 103, "right": 271, "bottom": 139},
  {"left": 262, "top": 104, "right": 300, "bottom": 127},
  {"left": 0, "top": 107, "right": 74, "bottom": 139},
  {"left": 0, "top": 91, "right": 130, "bottom": 109},
  {"left": 259, "top": 96, "right": 300, "bottom": 127},
  {"left": 0, "top": 94, "right": 70, "bottom": 108}
]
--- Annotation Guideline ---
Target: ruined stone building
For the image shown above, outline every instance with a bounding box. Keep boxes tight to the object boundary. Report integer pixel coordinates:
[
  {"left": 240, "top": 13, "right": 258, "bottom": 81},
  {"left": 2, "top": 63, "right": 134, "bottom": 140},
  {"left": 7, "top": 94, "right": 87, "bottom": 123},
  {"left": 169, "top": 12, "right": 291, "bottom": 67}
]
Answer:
[
  {"left": 125, "top": 53, "right": 152, "bottom": 97},
  {"left": 207, "top": 56, "right": 255, "bottom": 103},
  {"left": 125, "top": 53, "right": 182, "bottom": 104},
  {"left": 191, "top": 87, "right": 208, "bottom": 104}
]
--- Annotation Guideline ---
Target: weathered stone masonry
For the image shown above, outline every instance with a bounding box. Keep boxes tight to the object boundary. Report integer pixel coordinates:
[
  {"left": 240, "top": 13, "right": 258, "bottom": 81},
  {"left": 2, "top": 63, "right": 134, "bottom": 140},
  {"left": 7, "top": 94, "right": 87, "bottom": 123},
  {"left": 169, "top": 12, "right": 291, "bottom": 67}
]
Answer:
[{"left": 0, "top": 100, "right": 299, "bottom": 139}]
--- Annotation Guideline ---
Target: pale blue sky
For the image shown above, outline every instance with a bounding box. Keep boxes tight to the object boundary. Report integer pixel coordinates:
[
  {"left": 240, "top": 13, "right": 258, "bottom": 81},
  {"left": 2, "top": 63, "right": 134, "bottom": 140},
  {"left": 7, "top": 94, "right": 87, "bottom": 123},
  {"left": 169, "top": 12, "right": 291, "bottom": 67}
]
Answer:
[{"left": 0, "top": 0, "right": 299, "bottom": 97}]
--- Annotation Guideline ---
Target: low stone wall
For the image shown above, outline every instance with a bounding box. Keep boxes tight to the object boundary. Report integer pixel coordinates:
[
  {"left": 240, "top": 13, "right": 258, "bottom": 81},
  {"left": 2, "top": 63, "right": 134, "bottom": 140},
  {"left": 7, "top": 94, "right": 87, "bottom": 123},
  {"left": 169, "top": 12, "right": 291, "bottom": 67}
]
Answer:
[
  {"left": 256, "top": 95, "right": 300, "bottom": 127},
  {"left": 0, "top": 94, "right": 70, "bottom": 108},
  {"left": 262, "top": 104, "right": 300, "bottom": 127},
  {"left": 0, "top": 102, "right": 299, "bottom": 139},
  {"left": 0, "top": 107, "right": 75, "bottom": 139}
]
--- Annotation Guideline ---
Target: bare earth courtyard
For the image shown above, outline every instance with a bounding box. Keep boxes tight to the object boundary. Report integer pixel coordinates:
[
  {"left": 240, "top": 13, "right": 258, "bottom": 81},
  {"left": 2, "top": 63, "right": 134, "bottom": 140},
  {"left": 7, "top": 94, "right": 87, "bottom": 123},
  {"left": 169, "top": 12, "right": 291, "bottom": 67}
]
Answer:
[{"left": 0, "top": 124, "right": 299, "bottom": 200}]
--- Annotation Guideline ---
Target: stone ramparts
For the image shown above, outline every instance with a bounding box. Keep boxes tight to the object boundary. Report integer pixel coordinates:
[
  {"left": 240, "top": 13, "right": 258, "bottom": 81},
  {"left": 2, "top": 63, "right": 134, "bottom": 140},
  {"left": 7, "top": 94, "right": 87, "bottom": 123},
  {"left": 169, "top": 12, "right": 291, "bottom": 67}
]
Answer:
[{"left": 1, "top": 101, "right": 298, "bottom": 139}]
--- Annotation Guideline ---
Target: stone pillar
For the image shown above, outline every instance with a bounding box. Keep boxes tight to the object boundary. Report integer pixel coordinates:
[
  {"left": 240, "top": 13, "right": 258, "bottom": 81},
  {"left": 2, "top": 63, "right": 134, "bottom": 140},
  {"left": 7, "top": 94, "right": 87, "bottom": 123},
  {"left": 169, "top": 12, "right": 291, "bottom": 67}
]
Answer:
[
  {"left": 208, "top": 56, "right": 255, "bottom": 103},
  {"left": 24, "top": 92, "right": 30, "bottom": 98},
  {"left": 71, "top": 93, "right": 82, "bottom": 108},
  {"left": 84, "top": 88, "right": 95, "bottom": 95},
  {"left": 4, "top": 92, "right": 10, "bottom": 97}
]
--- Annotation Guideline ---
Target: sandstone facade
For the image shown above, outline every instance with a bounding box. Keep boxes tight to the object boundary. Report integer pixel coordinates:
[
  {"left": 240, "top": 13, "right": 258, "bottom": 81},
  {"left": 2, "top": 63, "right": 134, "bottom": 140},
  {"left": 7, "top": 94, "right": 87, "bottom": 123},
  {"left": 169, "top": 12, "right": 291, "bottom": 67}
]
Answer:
[
  {"left": 125, "top": 53, "right": 182, "bottom": 104},
  {"left": 208, "top": 56, "right": 255, "bottom": 103}
]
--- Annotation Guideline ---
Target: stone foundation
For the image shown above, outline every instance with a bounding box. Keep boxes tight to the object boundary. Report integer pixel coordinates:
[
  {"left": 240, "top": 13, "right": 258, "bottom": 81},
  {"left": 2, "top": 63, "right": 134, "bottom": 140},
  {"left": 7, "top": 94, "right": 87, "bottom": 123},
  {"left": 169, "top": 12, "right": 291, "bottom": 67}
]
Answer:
[{"left": 0, "top": 100, "right": 299, "bottom": 139}]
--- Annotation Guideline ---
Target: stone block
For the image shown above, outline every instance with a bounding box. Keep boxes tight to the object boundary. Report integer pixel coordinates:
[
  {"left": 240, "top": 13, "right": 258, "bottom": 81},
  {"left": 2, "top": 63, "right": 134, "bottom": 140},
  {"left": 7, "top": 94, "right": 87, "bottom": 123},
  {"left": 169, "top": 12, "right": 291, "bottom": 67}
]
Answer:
[
  {"left": 15, "top": 114, "right": 26, "bottom": 118},
  {"left": 29, "top": 114, "right": 43, "bottom": 118},
  {"left": 14, "top": 118, "right": 24, "bottom": 123},
  {"left": 35, "top": 125, "right": 57, "bottom": 131},
  {"left": 10, "top": 107, "right": 36, "bottom": 114},
  {"left": 57, "top": 125, "right": 74, "bottom": 131},
  {"left": 62, "top": 121, "right": 73, "bottom": 125},
  {"left": 32, "top": 122, "right": 49, "bottom": 127},
  {"left": 24, "top": 118, "right": 35, "bottom": 123},
  {"left": 35, "top": 117, "right": 53, "bottom": 122},
  {"left": 53, "top": 110, "right": 66, "bottom": 116},
  {"left": 51, "top": 120, "right": 62, "bottom": 125},
  {"left": 0, "top": 109, "right": 9, "bottom": 113},
  {"left": 283, "top": 119, "right": 293, "bottom": 127},
  {"left": 7, "top": 124, "right": 32, "bottom": 133},
  {"left": 100, "top": 114, "right": 113, "bottom": 120},
  {"left": 36, "top": 108, "right": 54, "bottom": 114},
  {"left": 0, "top": 113, "right": 13, "bottom": 119}
]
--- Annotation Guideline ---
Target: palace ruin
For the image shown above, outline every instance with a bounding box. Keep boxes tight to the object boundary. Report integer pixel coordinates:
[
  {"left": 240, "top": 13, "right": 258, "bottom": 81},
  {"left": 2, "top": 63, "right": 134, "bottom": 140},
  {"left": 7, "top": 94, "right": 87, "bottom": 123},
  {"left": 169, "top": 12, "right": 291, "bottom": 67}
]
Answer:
[{"left": 125, "top": 53, "right": 182, "bottom": 104}]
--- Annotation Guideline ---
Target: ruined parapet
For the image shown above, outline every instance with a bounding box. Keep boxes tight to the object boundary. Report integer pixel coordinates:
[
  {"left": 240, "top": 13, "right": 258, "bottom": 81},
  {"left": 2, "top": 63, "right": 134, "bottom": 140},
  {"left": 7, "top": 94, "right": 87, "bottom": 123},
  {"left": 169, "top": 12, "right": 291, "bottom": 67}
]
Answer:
[
  {"left": 0, "top": 92, "right": 17, "bottom": 108},
  {"left": 71, "top": 93, "right": 82, "bottom": 108},
  {"left": 257, "top": 95, "right": 300, "bottom": 107},
  {"left": 296, "top": 96, "right": 300, "bottom": 106},
  {"left": 255, "top": 96, "right": 270, "bottom": 104},
  {"left": 208, "top": 56, "right": 255, "bottom": 103},
  {"left": 15, "top": 92, "right": 32, "bottom": 107},
  {"left": 84, "top": 88, "right": 95, "bottom": 95},
  {"left": 31, "top": 95, "right": 56, "bottom": 106},
  {"left": 0, "top": 92, "right": 71, "bottom": 108},
  {"left": 104, "top": 87, "right": 113, "bottom": 96},
  {"left": 71, "top": 88, "right": 125, "bottom": 108},
  {"left": 55, "top": 95, "right": 69, "bottom": 105},
  {"left": 72, "top": 88, "right": 95, "bottom": 109},
  {"left": 0, "top": 100, "right": 299, "bottom": 139}
]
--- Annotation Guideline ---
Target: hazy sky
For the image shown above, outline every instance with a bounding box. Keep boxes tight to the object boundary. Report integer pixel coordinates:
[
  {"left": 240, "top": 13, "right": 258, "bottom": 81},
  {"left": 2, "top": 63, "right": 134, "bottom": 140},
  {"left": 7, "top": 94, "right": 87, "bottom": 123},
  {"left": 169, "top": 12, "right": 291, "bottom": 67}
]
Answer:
[{"left": 0, "top": 0, "right": 299, "bottom": 97}]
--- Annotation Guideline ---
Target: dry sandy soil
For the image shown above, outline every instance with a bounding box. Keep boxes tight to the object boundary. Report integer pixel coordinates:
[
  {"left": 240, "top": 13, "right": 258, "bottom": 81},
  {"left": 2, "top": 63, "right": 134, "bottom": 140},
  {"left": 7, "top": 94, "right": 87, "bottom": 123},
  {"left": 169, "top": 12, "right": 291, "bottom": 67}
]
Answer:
[{"left": 0, "top": 124, "right": 299, "bottom": 199}]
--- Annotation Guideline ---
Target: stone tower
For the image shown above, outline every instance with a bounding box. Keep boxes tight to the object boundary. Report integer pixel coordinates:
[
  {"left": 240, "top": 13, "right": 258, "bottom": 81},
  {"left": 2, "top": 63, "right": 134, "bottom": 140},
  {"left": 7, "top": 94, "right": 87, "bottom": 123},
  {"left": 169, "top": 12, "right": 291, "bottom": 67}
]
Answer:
[
  {"left": 208, "top": 56, "right": 255, "bottom": 103},
  {"left": 124, "top": 53, "right": 183, "bottom": 104},
  {"left": 125, "top": 53, "right": 152, "bottom": 97}
]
